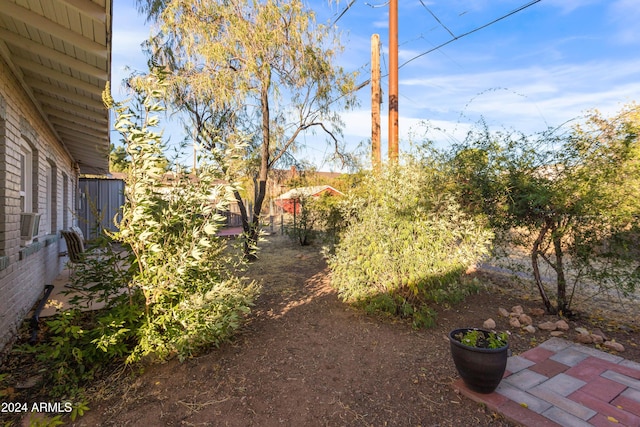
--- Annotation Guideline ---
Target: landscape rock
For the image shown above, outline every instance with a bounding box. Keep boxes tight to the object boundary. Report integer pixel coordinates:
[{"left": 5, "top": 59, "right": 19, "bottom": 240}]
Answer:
[
  {"left": 604, "top": 341, "right": 625, "bottom": 352},
  {"left": 556, "top": 320, "right": 570, "bottom": 331},
  {"left": 550, "top": 331, "right": 564, "bottom": 337},
  {"left": 538, "top": 321, "right": 558, "bottom": 331},
  {"left": 576, "top": 334, "right": 594, "bottom": 344},
  {"left": 519, "top": 314, "right": 533, "bottom": 326},
  {"left": 575, "top": 327, "right": 590, "bottom": 335},
  {"left": 15, "top": 375, "right": 42, "bottom": 389},
  {"left": 511, "top": 305, "right": 524, "bottom": 316},
  {"left": 590, "top": 334, "right": 604, "bottom": 344},
  {"left": 523, "top": 325, "right": 537, "bottom": 334},
  {"left": 529, "top": 308, "right": 546, "bottom": 317},
  {"left": 498, "top": 308, "right": 510, "bottom": 318},
  {"left": 509, "top": 317, "right": 521, "bottom": 328},
  {"left": 483, "top": 318, "right": 496, "bottom": 330},
  {"left": 591, "top": 328, "right": 608, "bottom": 341}
]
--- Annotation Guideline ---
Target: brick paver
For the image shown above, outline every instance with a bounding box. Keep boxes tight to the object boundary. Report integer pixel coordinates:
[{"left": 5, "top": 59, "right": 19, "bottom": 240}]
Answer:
[
  {"left": 453, "top": 338, "right": 640, "bottom": 426},
  {"left": 529, "top": 358, "right": 569, "bottom": 377}
]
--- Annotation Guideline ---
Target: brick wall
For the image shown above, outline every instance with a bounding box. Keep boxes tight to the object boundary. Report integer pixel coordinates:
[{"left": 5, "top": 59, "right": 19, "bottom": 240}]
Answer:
[{"left": 0, "top": 56, "right": 79, "bottom": 354}]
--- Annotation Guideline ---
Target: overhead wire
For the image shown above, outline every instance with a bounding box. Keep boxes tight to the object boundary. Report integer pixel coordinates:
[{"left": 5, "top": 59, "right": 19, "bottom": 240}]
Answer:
[
  {"left": 333, "top": 0, "right": 357, "bottom": 25},
  {"left": 399, "top": 0, "right": 542, "bottom": 69},
  {"left": 364, "top": 1, "right": 390, "bottom": 8},
  {"left": 419, "top": 0, "right": 456, "bottom": 39},
  {"left": 313, "top": 0, "right": 543, "bottom": 113}
]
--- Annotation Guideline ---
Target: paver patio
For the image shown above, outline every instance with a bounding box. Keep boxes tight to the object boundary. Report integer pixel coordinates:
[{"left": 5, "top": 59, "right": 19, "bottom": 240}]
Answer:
[{"left": 454, "top": 337, "right": 640, "bottom": 426}]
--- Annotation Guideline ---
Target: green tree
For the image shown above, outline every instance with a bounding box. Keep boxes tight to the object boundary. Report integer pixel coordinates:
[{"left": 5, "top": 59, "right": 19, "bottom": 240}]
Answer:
[
  {"left": 135, "top": 0, "right": 357, "bottom": 258},
  {"left": 109, "top": 143, "right": 130, "bottom": 172},
  {"left": 449, "top": 103, "right": 640, "bottom": 314}
]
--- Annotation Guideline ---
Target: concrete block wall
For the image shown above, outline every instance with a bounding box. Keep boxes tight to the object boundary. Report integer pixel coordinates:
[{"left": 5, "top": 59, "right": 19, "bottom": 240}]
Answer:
[{"left": 0, "top": 56, "right": 79, "bottom": 354}]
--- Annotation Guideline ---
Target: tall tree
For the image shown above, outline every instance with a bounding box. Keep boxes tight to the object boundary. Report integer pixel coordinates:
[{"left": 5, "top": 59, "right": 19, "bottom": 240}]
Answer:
[{"left": 136, "top": 0, "right": 357, "bottom": 257}]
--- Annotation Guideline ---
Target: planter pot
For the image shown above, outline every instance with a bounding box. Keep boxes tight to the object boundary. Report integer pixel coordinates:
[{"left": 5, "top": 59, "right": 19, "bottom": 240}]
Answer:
[{"left": 449, "top": 328, "right": 509, "bottom": 394}]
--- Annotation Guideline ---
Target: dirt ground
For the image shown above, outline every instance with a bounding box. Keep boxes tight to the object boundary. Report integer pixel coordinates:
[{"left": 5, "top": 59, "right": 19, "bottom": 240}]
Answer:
[{"left": 6, "top": 235, "right": 640, "bottom": 426}]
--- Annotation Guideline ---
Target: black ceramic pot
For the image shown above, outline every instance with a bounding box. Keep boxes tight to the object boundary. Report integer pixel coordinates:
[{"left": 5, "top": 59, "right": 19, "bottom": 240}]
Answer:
[{"left": 448, "top": 328, "right": 509, "bottom": 394}]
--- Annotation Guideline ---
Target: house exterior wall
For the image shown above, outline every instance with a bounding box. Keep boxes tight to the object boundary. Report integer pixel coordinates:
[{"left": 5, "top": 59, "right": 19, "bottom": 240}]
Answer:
[{"left": 0, "top": 56, "right": 79, "bottom": 354}]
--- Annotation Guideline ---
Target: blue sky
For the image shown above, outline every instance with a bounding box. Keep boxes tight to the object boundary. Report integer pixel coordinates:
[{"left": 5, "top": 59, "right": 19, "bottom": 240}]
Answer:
[{"left": 111, "top": 0, "right": 640, "bottom": 170}]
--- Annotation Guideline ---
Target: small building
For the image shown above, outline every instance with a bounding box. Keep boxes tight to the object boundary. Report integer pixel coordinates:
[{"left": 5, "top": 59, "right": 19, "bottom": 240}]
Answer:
[
  {"left": 276, "top": 185, "right": 343, "bottom": 215},
  {"left": 0, "top": 1, "right": 112, "bottom": 353}
]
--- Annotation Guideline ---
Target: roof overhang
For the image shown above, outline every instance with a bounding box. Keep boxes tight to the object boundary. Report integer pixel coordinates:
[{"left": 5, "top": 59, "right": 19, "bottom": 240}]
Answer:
[{"left": 0, "top": 0, "right": 112, "bottom": 175}]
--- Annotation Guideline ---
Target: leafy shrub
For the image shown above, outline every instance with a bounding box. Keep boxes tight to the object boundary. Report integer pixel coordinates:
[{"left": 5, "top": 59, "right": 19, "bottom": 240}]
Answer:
[
  {"left": 285, "top": 192, "right": 345, "bottom": 247},
  {"left": 105, "top": 75, "right": 258, "bottom": 362},
  {"left": 20, "top": 306, "right": 141, "bottom": 399},
  {"left": 285, "top": 194, "right": 319, "bottom": 246},
  {"left": 329, "top": 160, "right": 492, "bottom": 327},
  {"left": 64, "top": 234, "right": 133, "bottom": 309},
  {"left": 447, "top": 104, "right": 640, "bottom": 314},
  {"left": 13, "top": 72, "right": 258, "bottom": 412}
]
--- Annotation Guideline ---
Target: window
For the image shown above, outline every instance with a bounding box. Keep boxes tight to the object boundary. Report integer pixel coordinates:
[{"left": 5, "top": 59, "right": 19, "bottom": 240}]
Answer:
[
  {"left": 19, "top": 144, "right": 32, "bottom": 213},
  {"left": 45, "top": 162, "right": 58, "bottom": 234},
  {"left": 62, "top": 173, "right": 69, "bottom": 229}
]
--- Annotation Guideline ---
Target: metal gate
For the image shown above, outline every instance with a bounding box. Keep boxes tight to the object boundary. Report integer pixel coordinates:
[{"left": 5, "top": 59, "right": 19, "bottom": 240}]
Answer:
[{"left": 78, "top": 177, "right": 125, "bottom": 240}]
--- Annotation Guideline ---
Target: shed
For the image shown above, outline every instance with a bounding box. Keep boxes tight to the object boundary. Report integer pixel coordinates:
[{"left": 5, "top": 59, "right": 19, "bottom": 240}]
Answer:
[{"left": 276, "top": 185, "right": 343, "bottom": 214}]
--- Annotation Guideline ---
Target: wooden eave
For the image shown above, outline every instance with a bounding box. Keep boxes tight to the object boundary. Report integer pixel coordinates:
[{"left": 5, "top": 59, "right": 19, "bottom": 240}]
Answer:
[{"left": 0, "top": 0, "right": 112, "bottom": 175}]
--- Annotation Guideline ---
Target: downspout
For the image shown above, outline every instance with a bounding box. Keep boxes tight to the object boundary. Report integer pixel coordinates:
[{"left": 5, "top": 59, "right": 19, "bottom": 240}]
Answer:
[{"left": 29, "top": 284, "right": 54, "bottom": 345}]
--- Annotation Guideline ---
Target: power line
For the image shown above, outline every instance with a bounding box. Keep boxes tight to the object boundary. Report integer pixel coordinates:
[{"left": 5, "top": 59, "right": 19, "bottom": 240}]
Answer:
[
  {"left": 400, "top": 0, "right": 542, "bottom": 69},
  {"left": 419, "top": 0, "right": 456, "bottom": 39},
  {"left": 333, "top": 0, "right": 357, "bottom": 25},
  {"left": 312, "top": 0, "right": 542, "bottom": 114},
  {"left": 364, "top": 1, "right": 390, "bottom": 8}
]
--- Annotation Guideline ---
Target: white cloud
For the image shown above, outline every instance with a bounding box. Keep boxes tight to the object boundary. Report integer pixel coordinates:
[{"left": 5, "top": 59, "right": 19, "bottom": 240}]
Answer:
[
  {"left": 382, "top": 58, "right": 640, "bottom": 136},
  {"left": 372, "top": 20, "right": 388, "bottom": 29},
  {"left": 608, "top": 0, "right": 640, "bottom": 44},
  {"left": 541, "top": 0, "right": 600, "bottom": 14}
]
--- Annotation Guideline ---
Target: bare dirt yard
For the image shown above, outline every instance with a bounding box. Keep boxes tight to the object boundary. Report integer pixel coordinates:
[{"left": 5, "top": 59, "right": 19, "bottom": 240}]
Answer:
[{"left": 5, "top": 235, "right": 640, "bottom": 426}]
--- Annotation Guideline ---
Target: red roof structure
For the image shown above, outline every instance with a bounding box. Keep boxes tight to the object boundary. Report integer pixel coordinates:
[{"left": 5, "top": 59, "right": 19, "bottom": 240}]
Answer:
[{"left": 276, "top": 185, "right": 343, "bottom": 214}]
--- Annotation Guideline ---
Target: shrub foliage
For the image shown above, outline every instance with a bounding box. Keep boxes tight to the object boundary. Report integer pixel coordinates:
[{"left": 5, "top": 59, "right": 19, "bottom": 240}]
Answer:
[
  {"left": 328, "top": 159, "right": 493, "bottom": 327},
  {"left": 448, "top": 104, "right": 640, "bottom": 314},
  {"left": 17, "top": 72, "right": 257, "bottom": 409}
]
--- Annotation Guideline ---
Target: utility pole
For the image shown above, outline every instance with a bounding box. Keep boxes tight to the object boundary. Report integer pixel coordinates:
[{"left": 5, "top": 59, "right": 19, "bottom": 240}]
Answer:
[
  {"left": 371, "top": 34, "right": 381, "bottom": 170},
  {"left": 388, "top": 0, "right": 399, "bottom": 160}
]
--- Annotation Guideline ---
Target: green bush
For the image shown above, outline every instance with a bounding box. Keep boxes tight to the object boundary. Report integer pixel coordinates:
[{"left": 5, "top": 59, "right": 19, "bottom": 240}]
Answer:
[
  {"left": 285, "top": 192, "right": 345, "bottom": 248},
  {"left": 329, "top": 160, "right": 492, "bottom": 326},
  {"left": 21, "top": 305, "right": 141, "bottom": 399},
  {"left": 105, "top": 75, "right": 258, "bottom": 362},
  {"left": 13, "top": 73, "right": 258, "bottom": 411}
]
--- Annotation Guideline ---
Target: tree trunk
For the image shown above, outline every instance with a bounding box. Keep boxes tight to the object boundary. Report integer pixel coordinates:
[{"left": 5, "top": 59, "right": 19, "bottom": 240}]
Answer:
[
  {"left": 552, "top": 230, "right": 569, "bottom": 314},
  {"left": 243, "top": 68, "right": 271, "bottom": 260},
  {"left": 233, "top": 189, "right": 252, "bottom": 256},
  {"left": 531, "top": 220, "right": 556, "bottom": 314}
]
